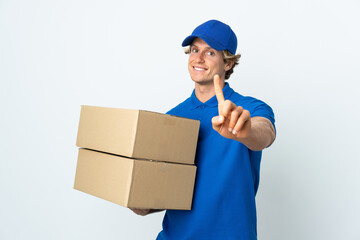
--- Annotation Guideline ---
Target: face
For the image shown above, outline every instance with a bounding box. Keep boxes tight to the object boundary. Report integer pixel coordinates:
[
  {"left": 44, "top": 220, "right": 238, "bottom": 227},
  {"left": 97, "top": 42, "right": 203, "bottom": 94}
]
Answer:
[{"left": 188, "top": 38, "right": 232, "bottom": 85}]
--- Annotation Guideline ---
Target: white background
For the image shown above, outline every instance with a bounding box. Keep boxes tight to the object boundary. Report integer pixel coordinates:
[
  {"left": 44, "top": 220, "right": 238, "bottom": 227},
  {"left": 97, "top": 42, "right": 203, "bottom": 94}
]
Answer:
[{"left": 1, "top": 0, "right": 359, "bottom": 239}]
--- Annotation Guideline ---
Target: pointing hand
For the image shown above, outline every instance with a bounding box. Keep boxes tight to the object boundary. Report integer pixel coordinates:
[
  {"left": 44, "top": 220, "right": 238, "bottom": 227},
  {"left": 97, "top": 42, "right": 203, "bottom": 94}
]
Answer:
[{"left": 211, "top": 74, "right": 251, "bottom": 139}]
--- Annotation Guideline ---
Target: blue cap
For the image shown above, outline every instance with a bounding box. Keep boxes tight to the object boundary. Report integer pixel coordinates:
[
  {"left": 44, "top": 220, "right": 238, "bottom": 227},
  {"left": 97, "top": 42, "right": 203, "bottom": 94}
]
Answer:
[{"left": 182, "top": 19, "right": 237, "bottom": 55}]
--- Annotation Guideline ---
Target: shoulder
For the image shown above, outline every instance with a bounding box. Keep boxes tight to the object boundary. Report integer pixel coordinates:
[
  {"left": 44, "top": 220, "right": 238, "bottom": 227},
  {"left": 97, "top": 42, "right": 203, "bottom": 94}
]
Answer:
[
  {"left": 230, "top": 91, "right": 268, "bottom": 109},
  {"left": 166, "top": 97, "right": 192, "bottom": 116},
  {"left": 230, "top": 90, "right": 275, "bottom": 126}
]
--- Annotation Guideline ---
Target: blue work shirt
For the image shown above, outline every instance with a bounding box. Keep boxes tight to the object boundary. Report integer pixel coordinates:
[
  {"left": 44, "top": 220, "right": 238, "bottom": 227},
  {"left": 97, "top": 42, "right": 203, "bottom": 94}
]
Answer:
[{"left": 156, "top": 83, "right": 275, "bottom": 240}]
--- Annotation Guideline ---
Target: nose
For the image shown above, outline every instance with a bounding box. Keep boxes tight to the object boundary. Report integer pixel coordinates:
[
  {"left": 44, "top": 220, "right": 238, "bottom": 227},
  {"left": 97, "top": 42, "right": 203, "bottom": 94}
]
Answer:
[{"left": 195, "top": 52, "right": 205, "bottom": 63}]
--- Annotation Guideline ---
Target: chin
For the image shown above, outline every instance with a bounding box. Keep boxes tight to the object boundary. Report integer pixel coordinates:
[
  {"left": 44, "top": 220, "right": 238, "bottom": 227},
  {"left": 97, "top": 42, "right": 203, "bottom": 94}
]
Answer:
[{"left": 191, "top": 78, "right": 213, "bottom": 85}]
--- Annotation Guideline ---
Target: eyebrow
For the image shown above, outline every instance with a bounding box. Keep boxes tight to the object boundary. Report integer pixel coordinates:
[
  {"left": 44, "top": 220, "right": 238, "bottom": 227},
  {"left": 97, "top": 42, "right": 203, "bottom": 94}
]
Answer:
[{"left": 190, "top": 44, "right": 214, "bottom": 51}]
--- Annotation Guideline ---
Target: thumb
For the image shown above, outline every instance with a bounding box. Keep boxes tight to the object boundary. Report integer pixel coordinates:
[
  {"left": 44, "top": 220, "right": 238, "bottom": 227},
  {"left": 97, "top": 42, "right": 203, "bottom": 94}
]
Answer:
[{"left": 211, "top": 115, "right": 224, "bottom": 131}]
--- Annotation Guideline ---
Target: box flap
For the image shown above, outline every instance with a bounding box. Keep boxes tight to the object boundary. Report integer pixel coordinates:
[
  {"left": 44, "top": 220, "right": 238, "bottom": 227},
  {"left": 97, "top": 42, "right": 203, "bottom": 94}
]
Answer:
[{"left": 133, "top": 110, "right": 200, "bottom": 164}]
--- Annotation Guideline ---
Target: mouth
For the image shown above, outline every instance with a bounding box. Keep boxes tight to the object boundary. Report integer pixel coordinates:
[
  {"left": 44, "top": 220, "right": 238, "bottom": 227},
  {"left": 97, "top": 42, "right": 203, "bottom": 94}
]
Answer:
[{"left": 193, "top": 66, "right": 208, "bottom": 71}]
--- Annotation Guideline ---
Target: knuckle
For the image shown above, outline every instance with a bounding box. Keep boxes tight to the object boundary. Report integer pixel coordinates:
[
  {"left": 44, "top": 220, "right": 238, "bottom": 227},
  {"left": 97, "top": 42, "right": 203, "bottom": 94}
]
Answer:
[
  {"left": 234, "top": 108, "right": 242, "bottom": 114},
  {"left": 231, "top": 109, "right": 240, "bottom": 116},
  {"left": 224, "top": 100, "right": 231, "bottom": 108}
]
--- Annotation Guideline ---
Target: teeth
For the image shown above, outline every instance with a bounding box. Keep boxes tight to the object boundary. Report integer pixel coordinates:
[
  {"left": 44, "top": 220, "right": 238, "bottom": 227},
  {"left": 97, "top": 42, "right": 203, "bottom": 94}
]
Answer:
[{"left": 194, "top": 67, "right": 206, "bottom": 71}]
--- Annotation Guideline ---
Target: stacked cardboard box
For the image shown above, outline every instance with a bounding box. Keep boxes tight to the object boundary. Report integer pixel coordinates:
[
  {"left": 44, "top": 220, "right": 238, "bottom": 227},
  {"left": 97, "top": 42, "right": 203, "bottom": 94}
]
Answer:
[{"left": 74, "top": 105, "right": 200, "bottom": 210}]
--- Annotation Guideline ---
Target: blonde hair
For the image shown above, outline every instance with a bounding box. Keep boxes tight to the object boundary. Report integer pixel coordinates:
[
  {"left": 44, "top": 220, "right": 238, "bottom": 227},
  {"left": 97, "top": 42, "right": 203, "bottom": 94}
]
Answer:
[{"left": 184, "top": 47, "right": 241, "bottom": 80}]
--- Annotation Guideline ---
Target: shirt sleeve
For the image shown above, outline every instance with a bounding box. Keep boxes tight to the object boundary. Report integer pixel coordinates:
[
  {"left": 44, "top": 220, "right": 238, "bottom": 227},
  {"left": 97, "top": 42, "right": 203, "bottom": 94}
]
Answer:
[{"left": 242, "top": 97, "right": 276, "bottom": 134}]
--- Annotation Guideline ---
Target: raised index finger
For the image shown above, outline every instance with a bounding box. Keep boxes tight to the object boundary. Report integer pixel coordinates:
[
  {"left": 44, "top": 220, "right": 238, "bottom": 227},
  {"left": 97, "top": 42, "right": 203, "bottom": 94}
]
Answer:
[{"left": 214, "top": 74, "right": 225, "bottom": 104}]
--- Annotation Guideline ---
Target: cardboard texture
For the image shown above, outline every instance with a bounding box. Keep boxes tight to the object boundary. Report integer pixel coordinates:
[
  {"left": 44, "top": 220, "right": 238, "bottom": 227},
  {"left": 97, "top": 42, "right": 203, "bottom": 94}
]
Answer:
[
  {"left": 76, "top": 105, "right": 200, "bottom": 165},
  {"left": 74, "top": 148, "right": 197, "bottom": 210}
]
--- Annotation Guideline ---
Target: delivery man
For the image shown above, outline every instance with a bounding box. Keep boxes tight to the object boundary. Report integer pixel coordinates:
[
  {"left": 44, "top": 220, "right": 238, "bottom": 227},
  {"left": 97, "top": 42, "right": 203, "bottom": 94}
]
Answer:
[{"left": 131, "top": 19, "right": 276, "bottom": 240}]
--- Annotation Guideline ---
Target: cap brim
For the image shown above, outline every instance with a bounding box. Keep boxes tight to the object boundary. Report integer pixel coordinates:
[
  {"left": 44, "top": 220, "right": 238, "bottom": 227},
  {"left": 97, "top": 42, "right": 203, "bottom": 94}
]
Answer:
[
  {"left": 182, "top": 36, "right": 197, "bottom": 47},
  {"left": 181, "top": 34, "right": 227, "bottom": 52}
]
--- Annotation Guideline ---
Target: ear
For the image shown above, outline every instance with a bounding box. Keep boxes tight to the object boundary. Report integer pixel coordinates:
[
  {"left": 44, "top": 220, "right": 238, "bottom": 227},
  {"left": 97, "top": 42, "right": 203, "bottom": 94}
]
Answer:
[{"left": 224, "top": 61, "right": 233, "bottom": 71}]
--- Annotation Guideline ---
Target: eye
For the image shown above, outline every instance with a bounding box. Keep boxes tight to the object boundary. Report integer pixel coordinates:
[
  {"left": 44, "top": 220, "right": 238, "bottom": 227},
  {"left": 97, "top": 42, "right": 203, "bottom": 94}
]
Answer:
[
  {"left": 207, "top": 51, "right": 215, "bottom": 56},
  {"left": 191, "top": 48, "right": 198, "bottom": 53}
]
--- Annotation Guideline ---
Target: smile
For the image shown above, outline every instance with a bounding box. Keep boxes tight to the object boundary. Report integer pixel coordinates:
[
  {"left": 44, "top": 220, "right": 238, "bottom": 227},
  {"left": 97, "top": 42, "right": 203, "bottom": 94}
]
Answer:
[{"left": 193, "top": 66, "right": 207, "bottom": 71}]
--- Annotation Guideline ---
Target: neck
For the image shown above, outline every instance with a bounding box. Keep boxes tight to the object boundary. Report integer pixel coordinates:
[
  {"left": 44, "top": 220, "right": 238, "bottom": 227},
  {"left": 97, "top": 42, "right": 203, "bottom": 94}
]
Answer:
[{"left": 194, "top": 81, "right": 225, "bottom": 103}]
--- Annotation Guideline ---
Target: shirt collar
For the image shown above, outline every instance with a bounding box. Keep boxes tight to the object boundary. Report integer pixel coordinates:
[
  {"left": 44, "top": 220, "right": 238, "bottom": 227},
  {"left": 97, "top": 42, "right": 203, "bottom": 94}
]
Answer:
[{"left": 190, "top": 82, "right": 234, "bottom": 109}]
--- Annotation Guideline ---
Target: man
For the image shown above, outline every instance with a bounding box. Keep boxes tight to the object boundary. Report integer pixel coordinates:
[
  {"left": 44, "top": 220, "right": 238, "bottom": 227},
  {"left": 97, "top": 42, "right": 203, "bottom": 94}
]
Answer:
[{"left": 131, "top": 19, "right": 276, "bottom": 240}]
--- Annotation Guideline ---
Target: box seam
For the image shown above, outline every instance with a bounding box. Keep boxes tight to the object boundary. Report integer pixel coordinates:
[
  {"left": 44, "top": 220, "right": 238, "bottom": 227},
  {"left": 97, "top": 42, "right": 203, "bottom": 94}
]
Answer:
[
  {"left": 131, "top": 110, "right": 141, "bottom": 157},
  {"left": 126, "top": 160, "right": 135, "bottom": 207}
]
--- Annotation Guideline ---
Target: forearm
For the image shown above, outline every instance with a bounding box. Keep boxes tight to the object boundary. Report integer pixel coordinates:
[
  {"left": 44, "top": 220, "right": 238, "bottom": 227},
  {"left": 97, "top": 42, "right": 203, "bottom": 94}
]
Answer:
[{"left": 237, "top": 117, "right": 275, "bottom": 151}]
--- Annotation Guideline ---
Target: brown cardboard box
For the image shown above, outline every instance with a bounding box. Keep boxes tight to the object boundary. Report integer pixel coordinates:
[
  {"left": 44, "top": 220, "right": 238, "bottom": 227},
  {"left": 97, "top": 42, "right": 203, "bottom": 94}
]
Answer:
[
  {"left": 74, "top": 148, "right": 197, "bottom": 210},
  {"left": 76, "top": 105, "right": 200, "bottom": 165}
]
